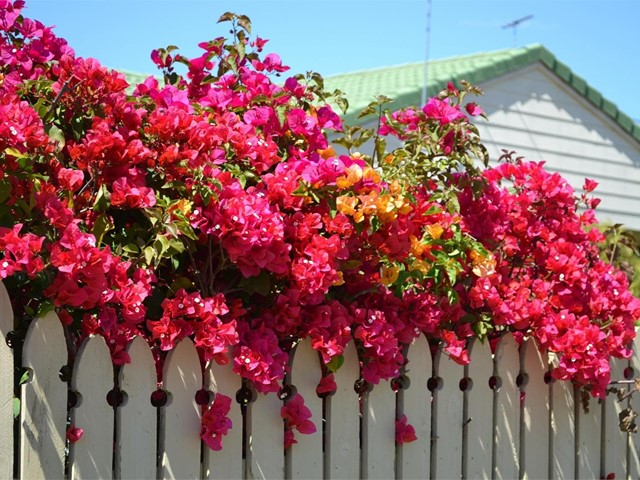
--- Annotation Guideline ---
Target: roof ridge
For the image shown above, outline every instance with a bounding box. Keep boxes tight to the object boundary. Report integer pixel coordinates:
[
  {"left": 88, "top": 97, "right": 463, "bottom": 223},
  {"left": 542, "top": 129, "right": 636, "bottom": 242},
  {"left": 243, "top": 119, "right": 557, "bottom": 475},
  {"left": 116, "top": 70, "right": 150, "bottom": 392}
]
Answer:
[{"left": 323, "top": 44, "right": 639, "bottom": 143}]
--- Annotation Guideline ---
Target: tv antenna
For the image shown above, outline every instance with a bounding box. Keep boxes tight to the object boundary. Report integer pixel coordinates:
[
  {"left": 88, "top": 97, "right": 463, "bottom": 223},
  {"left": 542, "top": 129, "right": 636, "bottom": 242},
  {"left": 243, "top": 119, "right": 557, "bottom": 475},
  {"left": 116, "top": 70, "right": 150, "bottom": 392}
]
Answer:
[
  {"left": 502, "top": 15, "right": 533, "bottom": 47},
  {"left": 421, "top": 0, "right": 433, "bottom": 106}
]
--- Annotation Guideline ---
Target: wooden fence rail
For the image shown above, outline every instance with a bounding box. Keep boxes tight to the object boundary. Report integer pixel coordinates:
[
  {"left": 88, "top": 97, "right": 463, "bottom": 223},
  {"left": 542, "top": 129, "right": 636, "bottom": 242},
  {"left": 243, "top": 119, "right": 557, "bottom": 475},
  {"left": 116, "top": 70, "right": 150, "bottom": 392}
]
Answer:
[{"left": 1, "top": 281, "right": 639, "bottom": 479}]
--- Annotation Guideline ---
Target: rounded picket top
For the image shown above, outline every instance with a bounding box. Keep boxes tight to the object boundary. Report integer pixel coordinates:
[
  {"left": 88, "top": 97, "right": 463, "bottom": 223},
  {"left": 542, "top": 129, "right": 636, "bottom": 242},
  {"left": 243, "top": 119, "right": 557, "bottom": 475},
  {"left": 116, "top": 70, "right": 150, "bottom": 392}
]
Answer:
[
  {"left": 161, "top": 338, "right": 202, "bottom": 480},
  {"left": 0, "top": 281, "right": 14, "bottom": 479},
  {"left": 520, "top": 337, "right": 550, "bottom": 479},
  {"left": 70, "top": 334, "right": 115, "bottom": 480},
  {"left": 400, "top": 334, "right": 432, "bottom": 480},
  {"left": 326, "top": 341, "right": 360, "bottom": 479},
  {"left": 432, "top": 344, "right": 465, "bottom": 480},
  {"left": 465, "top": 337, "right": 493, "bottom": 479},
  {"left": 203, "top": 351, "right": 243, "bottom": 480},
  {"left": 630, "top": 335, "right": 640, "bottom": 479},
  {"left": 288, "top": 340, "right": 323, "bottom": 479},
  {"left": 118, "top": 336, "right": 157, "bottom": 480},
  {"left": 20, "top": 310, "right": 68, "bottom": 480},
  {"left": 493, "top": 333, "right": 520, "bottom": 479}
]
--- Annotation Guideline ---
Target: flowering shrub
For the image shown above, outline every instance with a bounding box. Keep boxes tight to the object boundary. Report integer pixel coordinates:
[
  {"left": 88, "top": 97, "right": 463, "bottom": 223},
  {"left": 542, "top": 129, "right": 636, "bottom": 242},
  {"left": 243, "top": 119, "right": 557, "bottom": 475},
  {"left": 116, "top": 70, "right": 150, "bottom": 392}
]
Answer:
[{"left": 1, "top": 1, "right": 639, "bottom": 449}]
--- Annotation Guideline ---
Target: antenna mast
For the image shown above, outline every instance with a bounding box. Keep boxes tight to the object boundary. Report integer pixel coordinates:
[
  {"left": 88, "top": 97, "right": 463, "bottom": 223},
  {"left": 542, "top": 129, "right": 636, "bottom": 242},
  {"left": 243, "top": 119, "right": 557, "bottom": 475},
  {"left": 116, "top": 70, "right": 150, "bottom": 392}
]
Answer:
[
  {"left": 421, "top": 0, "right": 433, "bottom": 106},
  {"left": 502, "top": 15, "right": 533, "bottom": 47}
]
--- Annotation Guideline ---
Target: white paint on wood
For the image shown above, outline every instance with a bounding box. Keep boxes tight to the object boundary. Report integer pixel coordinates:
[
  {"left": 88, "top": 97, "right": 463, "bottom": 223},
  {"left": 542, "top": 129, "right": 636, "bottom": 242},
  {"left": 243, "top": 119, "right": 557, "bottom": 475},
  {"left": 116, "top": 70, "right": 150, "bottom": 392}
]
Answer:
[
  {"left": 362, "top": 378, "right": 396, "bottom": 479},
  {"left": 70, "top": 335, "right": 114, "bottom": 480},
  {"left": 465, "top": 338, "right": 493, "bottom": 479},
  {"left": 493, "top": 333, "right": 520, "bottom": 479},
  {"left": 476, "top": 64, "right": 640, "bottom": 230},
  {"left": 204, "top": 353, "right": 243, "bottom": 480},
  {"left": 630, "top": 335, "right": 640, "bottom": 480},
  {"left": 603, "top": 356, "right": 629, "bottom": 479},
  {"left": 0, "top": 283, "right": 14, "bottom": 479},
  {"left": 161, "top": 339, "right": 202, "bottom": 480},
  {"left": 327, "top": 341, "right": 360, "bottom": 479},
  {"left": 399, "top": 335, "right": 431, "bottom": 480},
  {"left": 549, "top": 354, "right": 575, "bottom": 479},
  {"left": 20, "top": 311, "right": 67, "bottom": 480},
  {"left": 288, "top": 341, "right": 323, "bottom": 479},
  {"left": 520, "top": 339, "right": 550, "bottom": 479},
  {"left": 247, "top": 391, "right": 284, "bottom": 479},
  {"left": 576, "top": 387, "right": 601, "bottom": 479},
  {"left": 433, "top": 348, "right": 464, "bottom": 479},
  {"left": 118, "top": 336, "right": 157, "bottom": 480}
]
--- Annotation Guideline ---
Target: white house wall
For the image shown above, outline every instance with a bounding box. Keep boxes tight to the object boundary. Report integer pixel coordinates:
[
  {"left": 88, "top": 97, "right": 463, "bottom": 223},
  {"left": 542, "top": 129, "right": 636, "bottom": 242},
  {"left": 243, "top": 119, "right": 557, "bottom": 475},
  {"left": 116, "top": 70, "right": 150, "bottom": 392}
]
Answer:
[{"left": 475, "top": 64, "right": 640, "bottom": 230}]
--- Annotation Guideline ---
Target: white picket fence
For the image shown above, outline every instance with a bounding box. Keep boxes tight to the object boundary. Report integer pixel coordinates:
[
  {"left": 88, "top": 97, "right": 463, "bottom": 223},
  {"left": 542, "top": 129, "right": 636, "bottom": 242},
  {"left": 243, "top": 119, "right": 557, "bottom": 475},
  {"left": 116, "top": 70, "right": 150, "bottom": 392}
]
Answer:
[{"left": 1, "top": 280, "right": 640, "bottom": 479}]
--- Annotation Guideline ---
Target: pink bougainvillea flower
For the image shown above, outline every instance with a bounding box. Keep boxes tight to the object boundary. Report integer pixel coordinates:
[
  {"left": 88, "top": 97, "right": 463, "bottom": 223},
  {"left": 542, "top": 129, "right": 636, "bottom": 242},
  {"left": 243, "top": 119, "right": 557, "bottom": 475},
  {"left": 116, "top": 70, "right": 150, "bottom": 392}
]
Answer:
[
  {"left": 281, "top": 393, "right": 316, "bottom": 448},
  {"left": 66, "top": 425, "right": 84, "bottom": 443},
  {"left": 395, "top": 415, "right": 417, "bottom": 444},
  {"left": 316, "top": 373, "right": 337, "bottom": 396},
  {"left": 57, "top": 168, "right": 85, "bottom": 192},
  {"left": 583, "top": 178, "right": 599, "bottom": 192},
  {"left": 422, "top": 98, "right": 465, "bottom": 125},
  {"left": 200, "top": 394, "right": 233, "bottom": 451},
  {"left": 465, "top": 102, "right": 484, "bottom": 117}
]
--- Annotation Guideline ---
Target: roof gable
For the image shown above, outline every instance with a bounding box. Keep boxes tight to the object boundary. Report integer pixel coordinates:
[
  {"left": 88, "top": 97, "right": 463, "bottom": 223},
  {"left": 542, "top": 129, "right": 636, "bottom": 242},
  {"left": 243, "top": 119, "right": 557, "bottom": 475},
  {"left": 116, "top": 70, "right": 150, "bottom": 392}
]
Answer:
[{"left": 323, "top": 44, "right": 640, "bottom": 143}]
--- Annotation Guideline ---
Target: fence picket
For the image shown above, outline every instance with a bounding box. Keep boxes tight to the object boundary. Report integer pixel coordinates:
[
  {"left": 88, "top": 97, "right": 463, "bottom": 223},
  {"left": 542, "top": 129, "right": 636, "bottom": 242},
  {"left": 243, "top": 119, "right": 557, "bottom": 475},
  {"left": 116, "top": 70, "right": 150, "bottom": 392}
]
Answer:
[
  {"left": 493, "top": 333, "right": 520, "bottom": 479},
  {"left": 520, "top": 338, "right": 550, "bottom": 479},
  {"left": 70, "top": 335, "right": 115, "bottom": 480},
  {"left": 117, "top": 336, "right": 157, "bottom": 480},
  {"left": 576, "top": 385, "right": 601, "bottom": 478},
  {"left": 0, "top": 283, "right": 13, "bottom": 480},
  {"left": 433, "top": 348, "right": 464, "bottom": 479},
  {"left": 288, "top": 341, "right": 323, "bottom": 479},
  {"left": 204, "top": 353, "right": 243, "bottom": 480},
  {"left": 603, "top": 356, "right": 629, "bottom": 479},
  {"left": 630, "top": 335, "right": 640, "bottom": 480},
  {"left": 399, "top": 335, "right": 431, "bottom": 480},
  {"left": 326, "top": 341, "right": 360, "bottom": 479},
  {"left": 549, "top": 355, "right": 575, "bottom": 479},
  {"left": 20, "top": 311, "right": 67, "bottom": 480},
  {"left": 465, "top": 338, "right": 493, "bottom": 479},
  {"left": 160, "top": 338, "right": 202, "bottom": 480},
  {"left": 362, "top": 377, "right": 396, "bottom": 479},
  {"left": 247, "top": 391, "right": 284, "bottom": 479}
]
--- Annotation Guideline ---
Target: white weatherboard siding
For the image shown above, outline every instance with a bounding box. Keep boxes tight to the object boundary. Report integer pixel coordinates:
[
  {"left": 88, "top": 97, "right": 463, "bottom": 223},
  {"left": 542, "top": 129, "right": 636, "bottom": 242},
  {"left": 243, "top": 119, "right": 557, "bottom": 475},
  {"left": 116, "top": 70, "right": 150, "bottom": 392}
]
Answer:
[{"left": 476, "top": 64, "right": 640, "bottom": 230}]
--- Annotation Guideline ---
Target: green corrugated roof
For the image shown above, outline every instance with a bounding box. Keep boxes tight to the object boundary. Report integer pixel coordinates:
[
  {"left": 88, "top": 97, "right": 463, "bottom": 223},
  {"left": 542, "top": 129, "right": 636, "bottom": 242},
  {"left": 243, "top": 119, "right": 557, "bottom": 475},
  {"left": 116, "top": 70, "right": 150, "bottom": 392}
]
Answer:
[{"left": 323, "top": 44, "right": 640, "bottom": 143}]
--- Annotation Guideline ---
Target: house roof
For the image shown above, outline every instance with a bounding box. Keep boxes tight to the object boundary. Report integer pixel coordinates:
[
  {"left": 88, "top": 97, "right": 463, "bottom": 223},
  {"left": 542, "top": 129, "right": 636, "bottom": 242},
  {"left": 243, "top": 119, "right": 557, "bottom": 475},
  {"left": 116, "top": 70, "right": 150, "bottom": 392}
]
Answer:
[{"left": 322, "top": 44, "right": 640, "bottom": 143}]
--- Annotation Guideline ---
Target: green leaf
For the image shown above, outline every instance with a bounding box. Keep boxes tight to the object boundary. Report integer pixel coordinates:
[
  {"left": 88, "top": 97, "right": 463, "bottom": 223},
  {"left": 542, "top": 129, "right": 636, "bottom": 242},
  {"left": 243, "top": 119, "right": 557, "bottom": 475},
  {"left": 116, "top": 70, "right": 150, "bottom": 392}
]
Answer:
[
  {"left": 47, "top": 125, "right": 65, "bottom": 148},
  {"left": 238, "top": 271, "right": 272, "bottom": 296},
  {"left": 374, "top": 136, "right": 387, "bottom": 164},
  {"left": 310, "top": 72, "right": 325, "bottom": 90},
  {"left": 217, "top": 12, "right": 235, "bottom": 24},
  {"left": 3, "top": 147, "right": 26, "bottom": 159},
  {"left": 13, "top": 397, "right": 20, "bottom": 418},
  {"left": 143, "top": 246, "right": 155, "bottom": 266},
  {"left": 36, "top": 301, "right": 55, "bottom": 318},
  {"left": 0, "top": 179, "right": 12, "bottom": 204},
  {"left": 357, "top": 103, "right": 378, "bottom": 119},
  {"left": 93, "top": 184, "right": 110, "bottom": 212},
  {"left": 326, "top": 355, "right": 344, "bottom": 373},
  {"left": 19, "top": 369, "right": 31, "bottom": 385},
  {"left": 334, "top": 96, "right": 349, "bottom": 115},
  {"left": 169, "top": 277, "right": 194, "bottom": 293},
  {"left": 236, "top": 15, "right": 251, "bottom": 34},
  {"left": 92, "top": 213, "right": 114, "bottom": 245},
  {"left": 374, "top": 95, "right": 394, "bottom": 105},
  {"left": 154, "top": 234, "right": 171, "bottom": 256},
  {"left": 122, "top": 243, "right": 140, "bottom": 254}
]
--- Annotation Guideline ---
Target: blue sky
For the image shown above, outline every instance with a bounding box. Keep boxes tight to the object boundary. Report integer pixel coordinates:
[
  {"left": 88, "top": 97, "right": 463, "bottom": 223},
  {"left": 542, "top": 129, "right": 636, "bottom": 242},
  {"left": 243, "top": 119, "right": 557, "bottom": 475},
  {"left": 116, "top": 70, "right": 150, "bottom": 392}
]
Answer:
[{"left": 22, "top": 0, "right": 640, "bottom": 121}]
